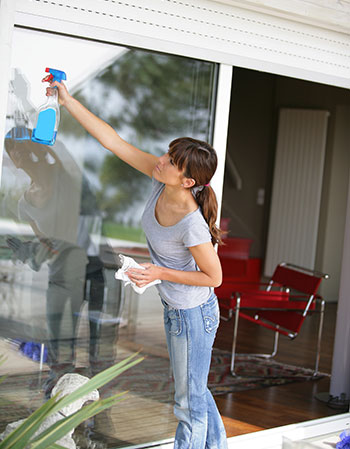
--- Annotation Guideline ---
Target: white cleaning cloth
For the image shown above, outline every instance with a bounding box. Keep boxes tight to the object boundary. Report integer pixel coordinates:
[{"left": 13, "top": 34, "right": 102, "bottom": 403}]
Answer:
[{"left": 114, "top": 254, "right": 161, "bottom": 294}]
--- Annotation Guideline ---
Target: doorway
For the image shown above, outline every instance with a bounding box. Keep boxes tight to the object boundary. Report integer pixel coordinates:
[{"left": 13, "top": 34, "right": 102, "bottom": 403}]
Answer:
[{"left": 216, "top": 66, "right": 350, "bottom": 433}]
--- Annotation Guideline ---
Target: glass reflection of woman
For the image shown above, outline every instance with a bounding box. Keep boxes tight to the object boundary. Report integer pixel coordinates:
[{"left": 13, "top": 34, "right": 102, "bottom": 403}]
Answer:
[
  {"left": 4, "top": 137, "right": 97, "bottom": 396},
  {"left": 48, "top": 79, "right": 228, "bottom": 449}
]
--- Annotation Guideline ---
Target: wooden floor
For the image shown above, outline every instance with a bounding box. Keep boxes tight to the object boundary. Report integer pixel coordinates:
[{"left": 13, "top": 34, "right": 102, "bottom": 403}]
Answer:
[
  {"left": 213, "top": 301, "right": 344, "bottom": 437},
  {"left": 0, "top": 287, "right": 344, "bottom": 447},
  {"left": 119, "top": 289, "right": 344, "bottom": 441}
]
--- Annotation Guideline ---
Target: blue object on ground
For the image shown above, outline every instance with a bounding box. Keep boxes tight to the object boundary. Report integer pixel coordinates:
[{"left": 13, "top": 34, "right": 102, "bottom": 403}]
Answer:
[{"left": 19, "top": 341, "right": 48, "bottom": 363}]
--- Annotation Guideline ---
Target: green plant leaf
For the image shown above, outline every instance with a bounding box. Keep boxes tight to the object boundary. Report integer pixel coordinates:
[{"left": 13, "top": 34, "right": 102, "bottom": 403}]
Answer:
[
  {"left": 30, "top": 393, "right": 127, "bottom": 449},
  {"left": 47, "top": 444, "right": 66, "bottom": 449},
  {"left": 54, "top": 353, "right": 143, "bottom": 413},
  {"left": 0, "top": 354, "right": 143, "bottom": 449},
  {"left": 0, "top": 395, "right": 60, "bottom": 449}
]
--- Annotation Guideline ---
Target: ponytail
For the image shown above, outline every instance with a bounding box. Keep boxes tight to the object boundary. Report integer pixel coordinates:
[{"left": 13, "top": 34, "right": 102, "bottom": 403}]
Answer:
[
  {"left": 194, "top": 186, "right": 224, "bottom": 246},
  {"left": 168, "top": 137, "right": 224, "bottom": 245}
]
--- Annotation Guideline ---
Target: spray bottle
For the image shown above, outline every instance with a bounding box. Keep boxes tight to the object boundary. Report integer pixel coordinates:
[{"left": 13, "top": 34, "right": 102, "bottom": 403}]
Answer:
[{"left": 31, "top": 68, "right": 67, "bottom": 146}]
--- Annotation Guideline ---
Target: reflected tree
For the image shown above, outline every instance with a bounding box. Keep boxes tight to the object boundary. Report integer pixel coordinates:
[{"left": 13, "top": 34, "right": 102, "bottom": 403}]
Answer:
[{"left": 60, "top": 49, "right": 216, "bottom": 229}]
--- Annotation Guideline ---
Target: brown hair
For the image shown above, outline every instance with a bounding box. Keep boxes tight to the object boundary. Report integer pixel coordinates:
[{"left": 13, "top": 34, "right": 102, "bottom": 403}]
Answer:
[{"left": 168, "top": 137, "right": 223, "bottom": 245}]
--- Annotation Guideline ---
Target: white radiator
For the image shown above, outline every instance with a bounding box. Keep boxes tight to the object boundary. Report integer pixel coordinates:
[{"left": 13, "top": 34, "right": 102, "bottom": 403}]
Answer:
[{"left": 264, "top": 108, "right": 329, "bottom": 277}]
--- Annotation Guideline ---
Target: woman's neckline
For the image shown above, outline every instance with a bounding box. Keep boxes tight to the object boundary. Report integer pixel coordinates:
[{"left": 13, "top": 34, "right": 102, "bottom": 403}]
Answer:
[{"left": 153, "top": 185, "right": 199, "bottom": 228}]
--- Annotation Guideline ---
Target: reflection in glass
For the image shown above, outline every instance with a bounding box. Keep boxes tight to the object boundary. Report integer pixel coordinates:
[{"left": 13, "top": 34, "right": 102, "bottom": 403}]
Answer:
[
  {"left": 62, "top": 48, "right": 216, "bottom": 239},
  {"left": 3, "top": 134, "right": 122, "bottom": 392},
  {"left": 0, "top": 28, "right": 216, "bottom": 448}
]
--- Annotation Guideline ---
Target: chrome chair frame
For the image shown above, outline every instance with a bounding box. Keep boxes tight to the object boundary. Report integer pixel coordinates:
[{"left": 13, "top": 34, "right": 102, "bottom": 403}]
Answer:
[{"left": 218, "top": 263, "right": 328, "bottom": 377}]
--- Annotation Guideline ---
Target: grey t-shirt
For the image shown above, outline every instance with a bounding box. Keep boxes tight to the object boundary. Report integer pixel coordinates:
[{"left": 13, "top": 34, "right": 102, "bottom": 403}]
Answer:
[{"left": 141, "top": 178, "right": 212, "bottom": 309}]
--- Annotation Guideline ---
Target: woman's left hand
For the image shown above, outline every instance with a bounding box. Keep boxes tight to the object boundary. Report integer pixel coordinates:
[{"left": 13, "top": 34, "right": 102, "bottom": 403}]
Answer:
[{"left": 126, "top": 263, "right": 161, "bottom": 288}]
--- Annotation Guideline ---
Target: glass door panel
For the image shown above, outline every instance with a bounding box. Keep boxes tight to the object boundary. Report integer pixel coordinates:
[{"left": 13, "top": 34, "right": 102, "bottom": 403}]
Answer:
[{"left": 0, "top": 27, "right": 217, "bottom": 448}]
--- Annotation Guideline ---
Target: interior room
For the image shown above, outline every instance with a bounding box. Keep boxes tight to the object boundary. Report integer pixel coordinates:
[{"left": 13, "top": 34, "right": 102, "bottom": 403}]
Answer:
[
  {"left": 221, "top": 67, "right": 350, "bottom": 303},
  {"left": 215, "top": 66, "right": 350, "bottom": 435}
]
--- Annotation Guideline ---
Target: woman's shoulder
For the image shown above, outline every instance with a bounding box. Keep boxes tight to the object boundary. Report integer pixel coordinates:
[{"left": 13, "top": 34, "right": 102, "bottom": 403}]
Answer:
[
  {"left": 149, "top": 176, "right": 165, "bottom": 196},
  {"left": 181, "top": 209, "right": 211, "bottom": 246},
  {"left": 184, "top": 207, "right": 208, "bottom": 225},
  {"left": 181, "top": 208, "right": 210, "bottom": 234},
  {"left": 152, "top": 176, "right": 165, "bottom": 190},
  {"left": 151, "top": 176, "right": 164, "bottom": 189},
  {"left": 144, "top": 177, "right": 164, "bottom": 208}
]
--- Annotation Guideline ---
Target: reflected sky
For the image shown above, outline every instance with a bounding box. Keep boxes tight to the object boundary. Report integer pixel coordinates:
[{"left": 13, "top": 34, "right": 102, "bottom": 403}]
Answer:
[{"left": 10, "top": 28, "right": 125, "bottom": 108}]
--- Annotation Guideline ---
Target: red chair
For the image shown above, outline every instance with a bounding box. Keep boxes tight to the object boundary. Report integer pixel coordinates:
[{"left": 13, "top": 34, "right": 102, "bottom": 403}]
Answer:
[
  {"left": 215, "top": 262, "right": 329, "bottom": 376},
  {"left": 218, "top": 236, "right": 262, "bottom": 286}
]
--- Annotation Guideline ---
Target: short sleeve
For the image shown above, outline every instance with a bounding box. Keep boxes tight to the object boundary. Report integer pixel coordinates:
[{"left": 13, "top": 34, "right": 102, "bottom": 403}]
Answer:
[{"left": 182, "top": 212, "right": 212, "bottom": 248}]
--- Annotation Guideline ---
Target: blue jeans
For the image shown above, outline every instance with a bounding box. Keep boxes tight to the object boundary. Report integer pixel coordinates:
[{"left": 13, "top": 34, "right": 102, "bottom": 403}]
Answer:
[{"left": 163, "top": 294, "right": 228, "bottom": 449}]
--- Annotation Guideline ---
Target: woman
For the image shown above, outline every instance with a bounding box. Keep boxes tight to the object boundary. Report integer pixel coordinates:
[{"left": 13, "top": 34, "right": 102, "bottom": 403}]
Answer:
[{"left": 48, "top": 78, "right": 228, "bottom": 449}]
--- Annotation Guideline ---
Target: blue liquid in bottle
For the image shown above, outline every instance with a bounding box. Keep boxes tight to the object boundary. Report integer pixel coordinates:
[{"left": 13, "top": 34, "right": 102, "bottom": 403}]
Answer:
[
  {"left": 32, "top": 87, "right": 60, "bottom": 146},
  {"left": 32, "top": 108, "right": 57, "bottom": 145}
]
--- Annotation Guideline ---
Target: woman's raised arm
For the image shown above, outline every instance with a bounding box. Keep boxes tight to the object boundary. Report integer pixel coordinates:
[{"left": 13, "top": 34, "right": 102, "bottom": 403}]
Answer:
[{"left": 50, "top": 80, "right": 158, "bottom": 178}]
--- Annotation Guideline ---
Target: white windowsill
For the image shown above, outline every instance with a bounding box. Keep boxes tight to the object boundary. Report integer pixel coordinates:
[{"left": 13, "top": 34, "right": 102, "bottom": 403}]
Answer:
[{"left": 144, "top": 413, "right": 350, "bottom": 449}]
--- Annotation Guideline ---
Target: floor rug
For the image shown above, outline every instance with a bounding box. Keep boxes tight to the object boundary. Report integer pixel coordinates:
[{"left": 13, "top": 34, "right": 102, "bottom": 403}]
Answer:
[
  {"left": 208, "top": 348, "right": 329, "bottom": 395},
  {"left": 0, "top": 347, "right": 329, "bottom": 424},
  {"left": 112, "top": 347, "right": 329, "bottom": 399}
]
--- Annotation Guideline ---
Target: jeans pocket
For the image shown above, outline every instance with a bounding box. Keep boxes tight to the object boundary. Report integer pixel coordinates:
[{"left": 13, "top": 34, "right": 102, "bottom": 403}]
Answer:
[
  {"left": 166, "top": 309, "right": 182, "bottom": 336},
  {"left": 200, "top": 296, "right": 220, "bottom": 334}
]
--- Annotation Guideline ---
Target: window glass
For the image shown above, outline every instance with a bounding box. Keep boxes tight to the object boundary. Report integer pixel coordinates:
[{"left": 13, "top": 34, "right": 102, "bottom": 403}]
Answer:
[{"left": 0, "top": 27, "right": 217, "bottom": 448}]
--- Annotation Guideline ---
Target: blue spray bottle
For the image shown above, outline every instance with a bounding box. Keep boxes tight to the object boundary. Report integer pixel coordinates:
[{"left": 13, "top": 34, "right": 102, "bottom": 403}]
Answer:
[{"left": 32, "top": 68, "right": 67, "bottom": 146}]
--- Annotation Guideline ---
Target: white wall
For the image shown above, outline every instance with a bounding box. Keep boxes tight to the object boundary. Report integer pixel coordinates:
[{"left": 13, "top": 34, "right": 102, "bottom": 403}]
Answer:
[{"left": 318, "top": 106, "right": 350, "bottom": 301}]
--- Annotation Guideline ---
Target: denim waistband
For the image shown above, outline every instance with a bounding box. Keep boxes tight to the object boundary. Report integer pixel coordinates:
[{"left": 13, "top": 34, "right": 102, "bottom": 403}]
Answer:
[{"left": 161, "top": 291, "right": 217, "bottom": 311}]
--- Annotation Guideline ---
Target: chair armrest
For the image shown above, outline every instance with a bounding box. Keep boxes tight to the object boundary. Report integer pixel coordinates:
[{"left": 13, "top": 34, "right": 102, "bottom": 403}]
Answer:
[
  {"left": 234, "top": 290, "right": 290, "bottom": 300},
  {"left": 215, "top": 281, "right": 264, "bottom": 300}
]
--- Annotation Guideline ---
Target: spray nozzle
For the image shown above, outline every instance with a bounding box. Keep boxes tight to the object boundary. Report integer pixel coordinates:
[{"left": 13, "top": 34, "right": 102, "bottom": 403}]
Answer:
[{"left": 43, "top": 68, "right": 67, "bottom": 84}]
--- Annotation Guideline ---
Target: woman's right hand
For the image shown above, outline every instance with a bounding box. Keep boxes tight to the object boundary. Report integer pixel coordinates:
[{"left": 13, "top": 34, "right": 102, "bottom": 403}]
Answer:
[{"left": 43, "top": 78, "right": 70, "bottom": 106}]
